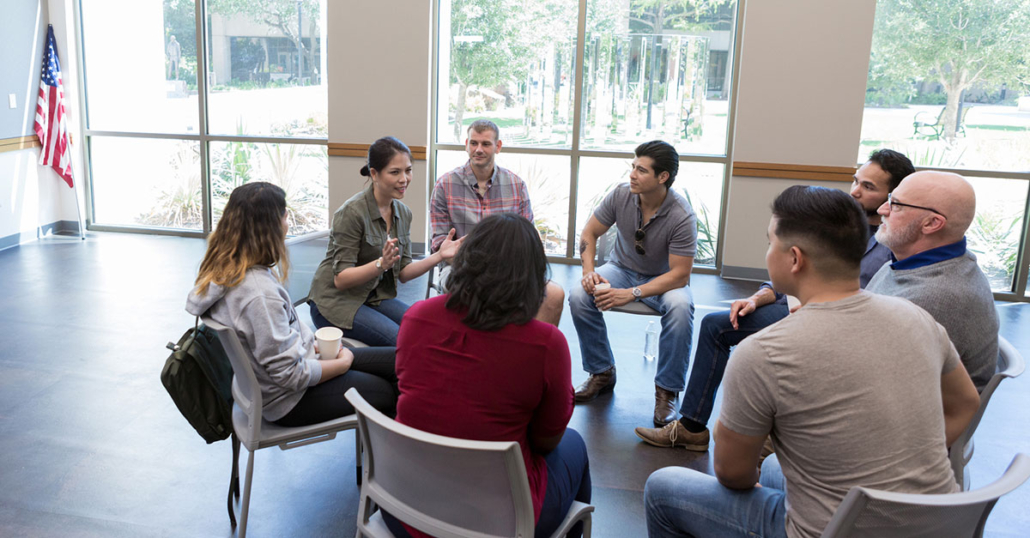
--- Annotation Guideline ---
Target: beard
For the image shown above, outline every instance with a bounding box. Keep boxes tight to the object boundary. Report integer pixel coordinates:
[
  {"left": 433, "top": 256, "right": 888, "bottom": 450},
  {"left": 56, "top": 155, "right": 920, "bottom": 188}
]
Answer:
[{"left": 875, "top": 218, "right": 921, "bottom": 250}]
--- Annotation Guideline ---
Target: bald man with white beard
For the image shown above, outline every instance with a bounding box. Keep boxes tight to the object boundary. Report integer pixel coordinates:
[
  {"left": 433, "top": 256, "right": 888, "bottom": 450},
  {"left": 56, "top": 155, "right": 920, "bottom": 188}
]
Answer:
[{"left": 866, "top": 171, "right": 999, "bottom": 390}]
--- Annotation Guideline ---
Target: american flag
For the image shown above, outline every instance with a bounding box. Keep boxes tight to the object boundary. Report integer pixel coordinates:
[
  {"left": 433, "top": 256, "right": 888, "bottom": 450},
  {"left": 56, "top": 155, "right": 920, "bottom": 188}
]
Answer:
[{"left": 35, "top": 25, "right": 74, "bottom": 188}]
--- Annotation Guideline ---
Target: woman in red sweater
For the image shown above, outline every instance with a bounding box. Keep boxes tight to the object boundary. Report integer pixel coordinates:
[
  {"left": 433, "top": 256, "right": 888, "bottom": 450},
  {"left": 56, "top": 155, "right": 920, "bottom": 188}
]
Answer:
[{"left": 389, "top": 213, "right": 591, "bottom": 538}]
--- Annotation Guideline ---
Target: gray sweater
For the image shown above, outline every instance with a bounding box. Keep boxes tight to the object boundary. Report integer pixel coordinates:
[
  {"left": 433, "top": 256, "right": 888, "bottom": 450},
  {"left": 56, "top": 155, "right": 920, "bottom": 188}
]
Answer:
[
  {"left": 866, "top": 251, "right": 998, "bottom": 390},
  {"left": 187, "top": 267, "right": 322, "bottom": 421}
]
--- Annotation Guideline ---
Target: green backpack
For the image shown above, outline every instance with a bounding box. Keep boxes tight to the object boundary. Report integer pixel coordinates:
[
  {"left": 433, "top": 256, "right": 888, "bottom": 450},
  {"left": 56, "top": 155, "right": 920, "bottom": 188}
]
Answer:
[{"left": 161, "top": 318, "right": 235, "bottom": 444}]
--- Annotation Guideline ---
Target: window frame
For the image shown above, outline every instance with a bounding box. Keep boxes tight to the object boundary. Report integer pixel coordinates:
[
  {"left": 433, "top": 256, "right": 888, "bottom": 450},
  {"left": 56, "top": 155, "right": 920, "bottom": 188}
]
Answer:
[
  {"left": 428, "top": 0, "right": 746, "bottom": 271},
  {"left": 75, "top": 0, "right": 328, "bottom": 237}
]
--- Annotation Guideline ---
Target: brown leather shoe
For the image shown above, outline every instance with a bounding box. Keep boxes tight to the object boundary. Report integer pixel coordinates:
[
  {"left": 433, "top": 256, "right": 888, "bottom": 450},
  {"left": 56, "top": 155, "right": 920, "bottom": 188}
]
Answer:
[
  {"left": 653, "top": 385, "right": 678, "bottom": 426},
  {"left": 574, "top": 367, "right": 616, "bottom": 403},
  {"left": 634, "top": 421, "right": 710, "bottom": 451}
]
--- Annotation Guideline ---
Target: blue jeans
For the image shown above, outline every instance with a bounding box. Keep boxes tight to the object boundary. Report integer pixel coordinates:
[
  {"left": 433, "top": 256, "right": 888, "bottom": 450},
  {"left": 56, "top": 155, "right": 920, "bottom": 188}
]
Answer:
[
  {"left": 645, "top": 455, "right": 787, "bottom": 538},
  {"left": 679, "top": 304, "right": 789, "bottom": 424},
  {"left": 309, "top": 299, "right": 409, "bottom": 347},
  {"left": 568, "top": 263, "right": 695, "bottom": 392},
  {"left": 382, "top": 428, "right": 592, "bottom": 538}
]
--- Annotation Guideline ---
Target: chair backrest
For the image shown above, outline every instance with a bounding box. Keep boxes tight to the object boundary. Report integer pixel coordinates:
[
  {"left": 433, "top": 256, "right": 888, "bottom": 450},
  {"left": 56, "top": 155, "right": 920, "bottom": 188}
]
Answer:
[
  {"left": 597, "top": 227, "right": 617, "bottom": 266},
  {"left": 284, "top": 229, "right": 329, "bottom": 307},
  {"left": 821, "top": 453, "right": 1030, "bottom": 538},
  {"left": 202, "top": 316, "right": 264, "bottom": 445},
  {"left": 950, "top": 336, "right": 1025, "bottom": 485},
  {"left": 345, "top": 388, "right": 535, "bottom": 538}
]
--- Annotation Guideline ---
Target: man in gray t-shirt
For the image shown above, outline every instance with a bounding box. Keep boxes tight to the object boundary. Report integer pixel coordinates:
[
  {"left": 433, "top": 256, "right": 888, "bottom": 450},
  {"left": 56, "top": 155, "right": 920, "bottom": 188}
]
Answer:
[
  {"left": 644, "top": 185, "right": 980, "bottom": 538},
  {"left": 569, "top": 140, "right": 697, "bottom": 429}
]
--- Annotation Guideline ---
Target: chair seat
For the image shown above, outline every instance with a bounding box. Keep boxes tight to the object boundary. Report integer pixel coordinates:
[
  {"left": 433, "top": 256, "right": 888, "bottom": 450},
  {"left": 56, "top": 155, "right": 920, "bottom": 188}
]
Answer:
[
  {"left": 611, "top": 301, "right": 660, "bottom": 316},
  {"left": 343, "top": 337, "right": 369, "bottom": 349},
  {"left": 233, "top": 405, "right": 357, "bottom": 450}
]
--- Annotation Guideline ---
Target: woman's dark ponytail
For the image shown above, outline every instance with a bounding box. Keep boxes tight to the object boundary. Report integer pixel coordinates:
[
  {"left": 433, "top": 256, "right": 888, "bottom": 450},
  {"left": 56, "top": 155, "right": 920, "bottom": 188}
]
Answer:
[{"left": 362, "top": 137, "right": 411, "bottom": 177}]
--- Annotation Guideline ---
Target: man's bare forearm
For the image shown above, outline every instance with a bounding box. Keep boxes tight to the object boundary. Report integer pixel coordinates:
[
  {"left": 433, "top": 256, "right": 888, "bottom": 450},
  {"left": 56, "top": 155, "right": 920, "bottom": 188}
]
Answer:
[
  {"left": 580, "top": 237, "right": 597, "bottom": 274},
  {"left": 750, "top": 286, "right": 778, "bottom": 308}
]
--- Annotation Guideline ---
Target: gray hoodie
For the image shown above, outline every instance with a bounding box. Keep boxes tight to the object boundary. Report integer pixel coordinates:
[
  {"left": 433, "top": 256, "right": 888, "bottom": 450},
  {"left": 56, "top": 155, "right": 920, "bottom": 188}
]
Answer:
[{"left": 186, "top": 266, "right": 322, "bottom": 421}]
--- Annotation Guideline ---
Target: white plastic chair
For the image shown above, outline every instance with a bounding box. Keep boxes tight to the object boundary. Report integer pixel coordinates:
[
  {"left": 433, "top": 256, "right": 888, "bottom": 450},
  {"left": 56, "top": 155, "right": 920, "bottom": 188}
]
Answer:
[
  {"left": 950, "top": 336, "right": 1025, "bottom": 490},
  {"left": 425, "top": 263, "right": 447, "bottom": 299},
  {"left": 821, "top": 453, "right": 1030, "bottom": 538},
  {"left": 344, "top": 388, "right": 594, "bottom": 538},
  {"left": 203, "top": 316, "right": 362, "bottom": 538}
]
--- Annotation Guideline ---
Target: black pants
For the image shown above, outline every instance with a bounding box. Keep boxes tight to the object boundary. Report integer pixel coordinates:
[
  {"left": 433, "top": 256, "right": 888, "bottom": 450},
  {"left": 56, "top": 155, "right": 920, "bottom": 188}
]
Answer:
[{"left": 274, "top": 346, "right": 398, "bottom": 426}]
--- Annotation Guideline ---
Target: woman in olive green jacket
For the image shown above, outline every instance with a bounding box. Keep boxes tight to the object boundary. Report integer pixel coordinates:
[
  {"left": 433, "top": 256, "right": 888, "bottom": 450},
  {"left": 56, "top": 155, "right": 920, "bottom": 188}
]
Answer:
[{"left": 308, "top": 136, "right": 462, "bottom": 346}]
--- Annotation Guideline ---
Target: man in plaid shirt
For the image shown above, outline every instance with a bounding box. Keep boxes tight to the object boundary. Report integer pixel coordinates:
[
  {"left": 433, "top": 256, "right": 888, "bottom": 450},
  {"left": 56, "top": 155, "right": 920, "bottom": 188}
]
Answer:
[{"left": 430, "top": 120, "right": 564, "bottom": 325}]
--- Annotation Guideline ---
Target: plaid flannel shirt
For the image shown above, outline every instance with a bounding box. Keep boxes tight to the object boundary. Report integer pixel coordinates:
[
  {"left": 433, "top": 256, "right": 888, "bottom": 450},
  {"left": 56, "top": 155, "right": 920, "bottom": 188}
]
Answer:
[{"left": 430, "top": 161, "right": 534, "bottom": 251}]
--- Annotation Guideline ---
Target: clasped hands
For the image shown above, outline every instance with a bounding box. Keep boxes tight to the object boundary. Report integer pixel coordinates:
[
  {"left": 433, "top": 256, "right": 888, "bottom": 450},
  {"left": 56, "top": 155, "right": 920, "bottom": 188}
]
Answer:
[{"left": 581, "top": 271, "right": 634, "bottom": 311}]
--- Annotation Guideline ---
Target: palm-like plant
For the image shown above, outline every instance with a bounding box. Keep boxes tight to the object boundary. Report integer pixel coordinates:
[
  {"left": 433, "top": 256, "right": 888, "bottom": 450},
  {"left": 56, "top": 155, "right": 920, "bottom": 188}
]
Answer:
[{"left": 137, "top": 142, "right": 203, "bottom": 229}]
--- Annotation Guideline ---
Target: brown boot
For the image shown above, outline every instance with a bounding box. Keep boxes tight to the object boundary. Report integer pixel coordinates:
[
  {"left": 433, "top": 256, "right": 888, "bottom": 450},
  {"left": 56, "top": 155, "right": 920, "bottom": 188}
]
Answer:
[
  {"left": 574, "top": 367, "right": 616, "bottom": 403},
  {"left": 654, "top": 385, "right": 678, "bottom": 426}
]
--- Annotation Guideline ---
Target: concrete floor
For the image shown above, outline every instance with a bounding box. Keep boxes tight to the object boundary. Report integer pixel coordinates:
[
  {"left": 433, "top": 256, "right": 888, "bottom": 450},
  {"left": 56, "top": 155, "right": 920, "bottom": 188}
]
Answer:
[{"left": 0, "top": 231, "right": 1027, "bottom": 537}]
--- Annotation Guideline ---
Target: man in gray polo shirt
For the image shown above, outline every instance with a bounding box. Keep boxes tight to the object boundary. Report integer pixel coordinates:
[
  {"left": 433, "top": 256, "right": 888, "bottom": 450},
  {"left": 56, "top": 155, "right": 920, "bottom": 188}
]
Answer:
[{"left": 569, "top": 140, "right": 697, "bottom": 427}]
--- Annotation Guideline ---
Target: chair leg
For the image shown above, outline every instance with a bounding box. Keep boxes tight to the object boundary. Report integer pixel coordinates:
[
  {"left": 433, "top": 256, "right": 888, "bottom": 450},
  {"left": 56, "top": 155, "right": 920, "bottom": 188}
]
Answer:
[
  {"left": 227, "top": 433, "right": 241, "bottom": 528},
  {"left": 582, "top": 514, "right": 592, "bottom": 538},
  {"left": 232, "top": 433, "right": 241, "bottom": 500},
  {"left": 238, "top": 450, "right": 256, "bottom": 538},
  {"left": 355, "top": 429, "right": 363, "bottom": 486}
]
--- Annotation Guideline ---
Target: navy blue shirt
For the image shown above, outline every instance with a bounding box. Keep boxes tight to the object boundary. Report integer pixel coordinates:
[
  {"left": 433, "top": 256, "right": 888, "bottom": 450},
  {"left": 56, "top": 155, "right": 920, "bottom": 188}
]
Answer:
[{"left": 890, "top": 238, "right": 967, "bottom": 271}]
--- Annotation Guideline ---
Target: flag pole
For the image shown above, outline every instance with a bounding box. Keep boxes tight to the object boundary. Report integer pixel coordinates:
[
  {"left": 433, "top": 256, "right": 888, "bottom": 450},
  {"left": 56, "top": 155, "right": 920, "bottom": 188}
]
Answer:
[{"left": 72, "top": 176, "right": 85, "bottom": 240}]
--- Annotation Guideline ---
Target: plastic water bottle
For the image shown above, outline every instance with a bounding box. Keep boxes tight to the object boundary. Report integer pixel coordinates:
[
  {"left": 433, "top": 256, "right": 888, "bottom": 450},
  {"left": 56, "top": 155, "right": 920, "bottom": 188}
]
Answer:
[{"left": 644, "top": 320, "right": 659, "bottom": 361}]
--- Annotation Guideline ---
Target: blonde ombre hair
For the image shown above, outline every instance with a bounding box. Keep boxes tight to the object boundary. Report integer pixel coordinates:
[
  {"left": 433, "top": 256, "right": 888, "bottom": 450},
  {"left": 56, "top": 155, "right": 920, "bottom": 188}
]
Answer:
[{"left": 195, "top": 182, "right": 291, "bottom": 295}]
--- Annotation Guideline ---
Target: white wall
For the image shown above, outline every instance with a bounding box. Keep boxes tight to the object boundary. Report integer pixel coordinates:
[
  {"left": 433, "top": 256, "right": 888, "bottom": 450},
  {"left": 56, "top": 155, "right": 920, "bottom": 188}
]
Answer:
[
  {"left": 721, "top": 0, "right": 878, "bottom": 274},
  {"left": 0, "top": 0, "right": 80, "bottom": 246},
  {"left": 0, "top": 150, "right": 77, "bottom": 244},
  {"left": 327, "top": 0, "right": 432, "bottom": 247}
]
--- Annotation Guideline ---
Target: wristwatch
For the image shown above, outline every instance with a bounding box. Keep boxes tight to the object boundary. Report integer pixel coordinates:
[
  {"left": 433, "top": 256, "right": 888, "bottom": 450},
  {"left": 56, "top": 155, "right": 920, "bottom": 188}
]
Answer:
[
  {"left": 375, "top": 257, "right": 383, "bottom": 270},
  {"left": 632, "top": 287, "right": 642, "bottom": 300}
]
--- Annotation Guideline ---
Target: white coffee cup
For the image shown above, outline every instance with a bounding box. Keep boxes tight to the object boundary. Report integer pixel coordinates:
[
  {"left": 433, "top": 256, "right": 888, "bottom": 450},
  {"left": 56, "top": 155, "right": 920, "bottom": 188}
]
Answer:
[
  {"left": 593, "top": 282, "right": 611, "bottom": 293},
  {"left": 315, "top": 327, "right": 343, "bottom": 359}
]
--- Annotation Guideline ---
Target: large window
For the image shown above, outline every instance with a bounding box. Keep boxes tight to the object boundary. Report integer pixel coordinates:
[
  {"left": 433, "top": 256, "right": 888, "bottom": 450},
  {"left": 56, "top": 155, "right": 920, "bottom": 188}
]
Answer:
[
  {"left": 81, "top": 0, "right": 327, "bottom": 236},
  {"left": 433, "top": 0, "right": 740, "bottom": 264},
  {"left": 859, "top": 0, "right": 1030, "bottom": 298}
]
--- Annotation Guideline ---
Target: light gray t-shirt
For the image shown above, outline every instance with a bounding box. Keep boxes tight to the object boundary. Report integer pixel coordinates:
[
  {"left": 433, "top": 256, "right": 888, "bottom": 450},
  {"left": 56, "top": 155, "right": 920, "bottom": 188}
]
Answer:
[
  {"left": 720, "top": 291, "right": 961, "bottom": 538},
  {"left": 593, "top": 183, "right": 696, "bottom": 276}
]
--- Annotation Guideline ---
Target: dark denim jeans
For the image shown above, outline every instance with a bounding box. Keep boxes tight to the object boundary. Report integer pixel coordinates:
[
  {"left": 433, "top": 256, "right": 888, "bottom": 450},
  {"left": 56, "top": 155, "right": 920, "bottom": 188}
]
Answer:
[
  {"left": 309, "top": 298, "right": 409, "bottom": 347},
  {"left": 678, "top": 303, "right": 789, "bottom": 424}
]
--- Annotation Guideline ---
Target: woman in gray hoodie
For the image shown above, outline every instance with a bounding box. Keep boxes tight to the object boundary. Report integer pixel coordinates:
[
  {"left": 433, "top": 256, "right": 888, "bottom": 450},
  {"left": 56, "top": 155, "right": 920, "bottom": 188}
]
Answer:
[{"left": 186, "top": 182, "right": 397, "bottom": 426}]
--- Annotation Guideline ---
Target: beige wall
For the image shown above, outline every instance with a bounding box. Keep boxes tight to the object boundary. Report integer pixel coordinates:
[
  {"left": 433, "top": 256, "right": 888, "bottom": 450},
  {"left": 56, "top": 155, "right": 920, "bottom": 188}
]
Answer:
[
  {"left": 721, "top": 0, "right": 878, "bottom": 275},
  {"left": 327, "top": 0, "right": 432, "bottom": 248}
]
